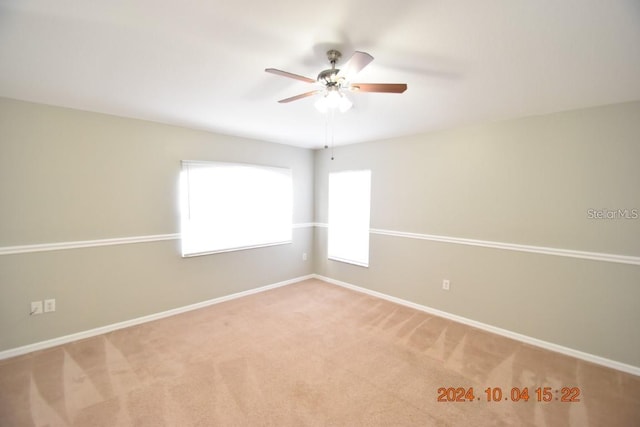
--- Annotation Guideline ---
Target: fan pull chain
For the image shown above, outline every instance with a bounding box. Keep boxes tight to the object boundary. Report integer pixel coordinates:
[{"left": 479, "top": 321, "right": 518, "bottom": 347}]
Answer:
[
  {"left": 331, "top": 108, "right": 335, "bottom": 160},
  {"left": 324, "top": 112, "right": 329, "bottom": 150},
  {"left": 330, "top": 108, "right": 336, "bottom": 160},
  {"left": 323, "top": 108, "right": 336, "bottom": 160}
]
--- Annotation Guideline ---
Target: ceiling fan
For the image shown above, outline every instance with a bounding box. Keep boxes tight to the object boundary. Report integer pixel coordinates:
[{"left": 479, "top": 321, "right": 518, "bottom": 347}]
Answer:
[{"left": 265, "top": 49, "right": 407, "bottom": 112}]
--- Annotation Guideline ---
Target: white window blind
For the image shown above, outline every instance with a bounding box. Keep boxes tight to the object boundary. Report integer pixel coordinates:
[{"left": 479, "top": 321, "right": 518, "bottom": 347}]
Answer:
[
  {"left": 180, "top": 161, "right": 292, "bottom": 257},
  {"left": 328, "top": 170, "right": 371, "bottom": 267}
]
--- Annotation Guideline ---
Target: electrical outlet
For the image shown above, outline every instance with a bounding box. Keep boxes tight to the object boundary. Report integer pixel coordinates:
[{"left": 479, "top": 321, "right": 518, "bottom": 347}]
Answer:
[
  {"left": 44, "top": 299, "right": 56, "bottom": 313},
  {"left": 30, "top": 301, "right": 43, "bottom": 315},
  {"left": 442, "top": 280, "right": 450, "bottom": 291},
  {"left": 302, "top": 252, "right": 308, "bottom": 261}
]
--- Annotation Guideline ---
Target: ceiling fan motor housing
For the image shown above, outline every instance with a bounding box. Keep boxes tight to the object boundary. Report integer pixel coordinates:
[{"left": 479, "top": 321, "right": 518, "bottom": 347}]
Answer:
[
  {"left": 317, "top": 68, "right": 340, "bottom": 86},
  {"left": 317, "top": 50, "right": 343, "bottom": 86}
]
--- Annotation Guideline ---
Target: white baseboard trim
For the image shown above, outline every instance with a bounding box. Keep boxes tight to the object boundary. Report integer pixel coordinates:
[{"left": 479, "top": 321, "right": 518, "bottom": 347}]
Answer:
[
  {"left": 313, "top": 274, "right": 640, "bottom": 377},
  {"left": 4, "top": 273, "right": 638, "bottom": 377},
  {"left": 0, "top": 274, "right": 314, "bottom": 361}
]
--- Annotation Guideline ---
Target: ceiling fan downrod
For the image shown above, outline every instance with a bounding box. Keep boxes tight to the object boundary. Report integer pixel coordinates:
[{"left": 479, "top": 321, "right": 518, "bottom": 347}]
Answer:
[{"left": 326, "top": 49, "right": 341, "bottom": 67}]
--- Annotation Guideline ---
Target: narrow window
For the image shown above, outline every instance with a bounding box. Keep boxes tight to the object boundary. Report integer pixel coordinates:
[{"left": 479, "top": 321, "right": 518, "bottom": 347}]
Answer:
[
  {"left": 328, "top": 170, "right": 371, "bottom": 267},
  {"left": 180, "top": 161, "right": 292, "bottom": 257}
]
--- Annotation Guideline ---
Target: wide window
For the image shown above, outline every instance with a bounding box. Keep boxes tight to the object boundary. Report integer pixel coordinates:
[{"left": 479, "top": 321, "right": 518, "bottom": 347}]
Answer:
[
  {"left": 328, "top": 170, "right": 371, "bottom": 267},
  {"left": 180, "top": 161, "right": 292, "bottom": 257}
]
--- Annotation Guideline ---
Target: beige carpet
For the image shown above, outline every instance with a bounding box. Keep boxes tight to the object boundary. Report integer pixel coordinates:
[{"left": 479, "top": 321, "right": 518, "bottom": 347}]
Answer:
[{"left": 1, "top": 278, "right": 639, "bottom": 426}]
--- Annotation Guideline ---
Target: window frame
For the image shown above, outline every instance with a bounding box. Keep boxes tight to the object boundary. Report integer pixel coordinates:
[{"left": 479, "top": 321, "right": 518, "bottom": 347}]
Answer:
[
  {"left": 327, "top": 169, "right": 372, "bottom": 267},
  {"left": 180, "top": 160, "right": 293, "bottom": 257}
]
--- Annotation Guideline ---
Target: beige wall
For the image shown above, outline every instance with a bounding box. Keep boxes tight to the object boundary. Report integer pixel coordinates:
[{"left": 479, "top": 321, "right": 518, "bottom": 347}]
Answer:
[
  {"left": 314, "top": 101, "right": 640, "bottom": 367},
  {"left": 2, "top": 97, "right": 639, "bottom": 368},
  {"left": 0, "top": 98, "right": 314, "bottom": 351}
]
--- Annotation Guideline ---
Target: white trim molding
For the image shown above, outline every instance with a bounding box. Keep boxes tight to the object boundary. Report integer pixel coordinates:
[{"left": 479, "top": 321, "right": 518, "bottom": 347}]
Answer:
[
  {"left": 0, "top": 275, "right": 315, "bottom": 360},
  {"left": 0, "top": 234, "right": 180, "bottom": 256},
  {"left": 2, "top": 223, "right": 637, "bottom": 265},
  {"left": 369, "top": 228, "right": 640, "bottom": 266},
  {"left": 0, "top": 223, "right": 316, "bottom": 256},
  {"left": 293, "top": 222, "right": 316, "bottom": 229},
  {"left": 320, "top": 223, "right": 640, "bottom": 266},
  {"left": 313, "top": 275, "right": 640, "bottom": 377}
]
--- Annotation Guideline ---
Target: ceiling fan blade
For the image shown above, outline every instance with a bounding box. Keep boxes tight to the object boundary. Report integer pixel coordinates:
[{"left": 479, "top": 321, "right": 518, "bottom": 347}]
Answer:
[
  {"left": 265, "top": 68, "right": 316, "bottom": 84},
  {"left": 339, "top": 51, "right": 374, "bottom": 78},
  {"left": 350, "top": 83, "right": 407, "bottom": 93},
  {"left": 278, "top": 90, "right": 321, "bottom": 103}
]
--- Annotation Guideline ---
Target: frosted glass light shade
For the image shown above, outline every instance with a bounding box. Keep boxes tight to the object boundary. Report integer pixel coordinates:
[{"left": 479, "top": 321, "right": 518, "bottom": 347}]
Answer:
[{"left": 314, "top": 89, "right": 352, "bottom": 113}]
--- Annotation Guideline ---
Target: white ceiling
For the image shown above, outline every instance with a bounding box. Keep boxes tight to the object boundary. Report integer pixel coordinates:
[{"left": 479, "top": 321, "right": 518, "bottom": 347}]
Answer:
[{"left": 1, "top": 0, "right": 639, "bottom": 149}]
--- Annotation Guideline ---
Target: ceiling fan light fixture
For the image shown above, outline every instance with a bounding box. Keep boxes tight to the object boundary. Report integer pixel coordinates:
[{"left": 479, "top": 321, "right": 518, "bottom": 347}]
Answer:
[
  {"left": 315, "top": 88, "right": 352, "bottom": 113},
  {"left": 314, "top": 96, "right": 328, "bottom": 113},
  {"left": 338, "top": 93, "right": 352, "bottom": 112},
  {"left": 325, "top": 89, "right": 341, "bottom": 108}
]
